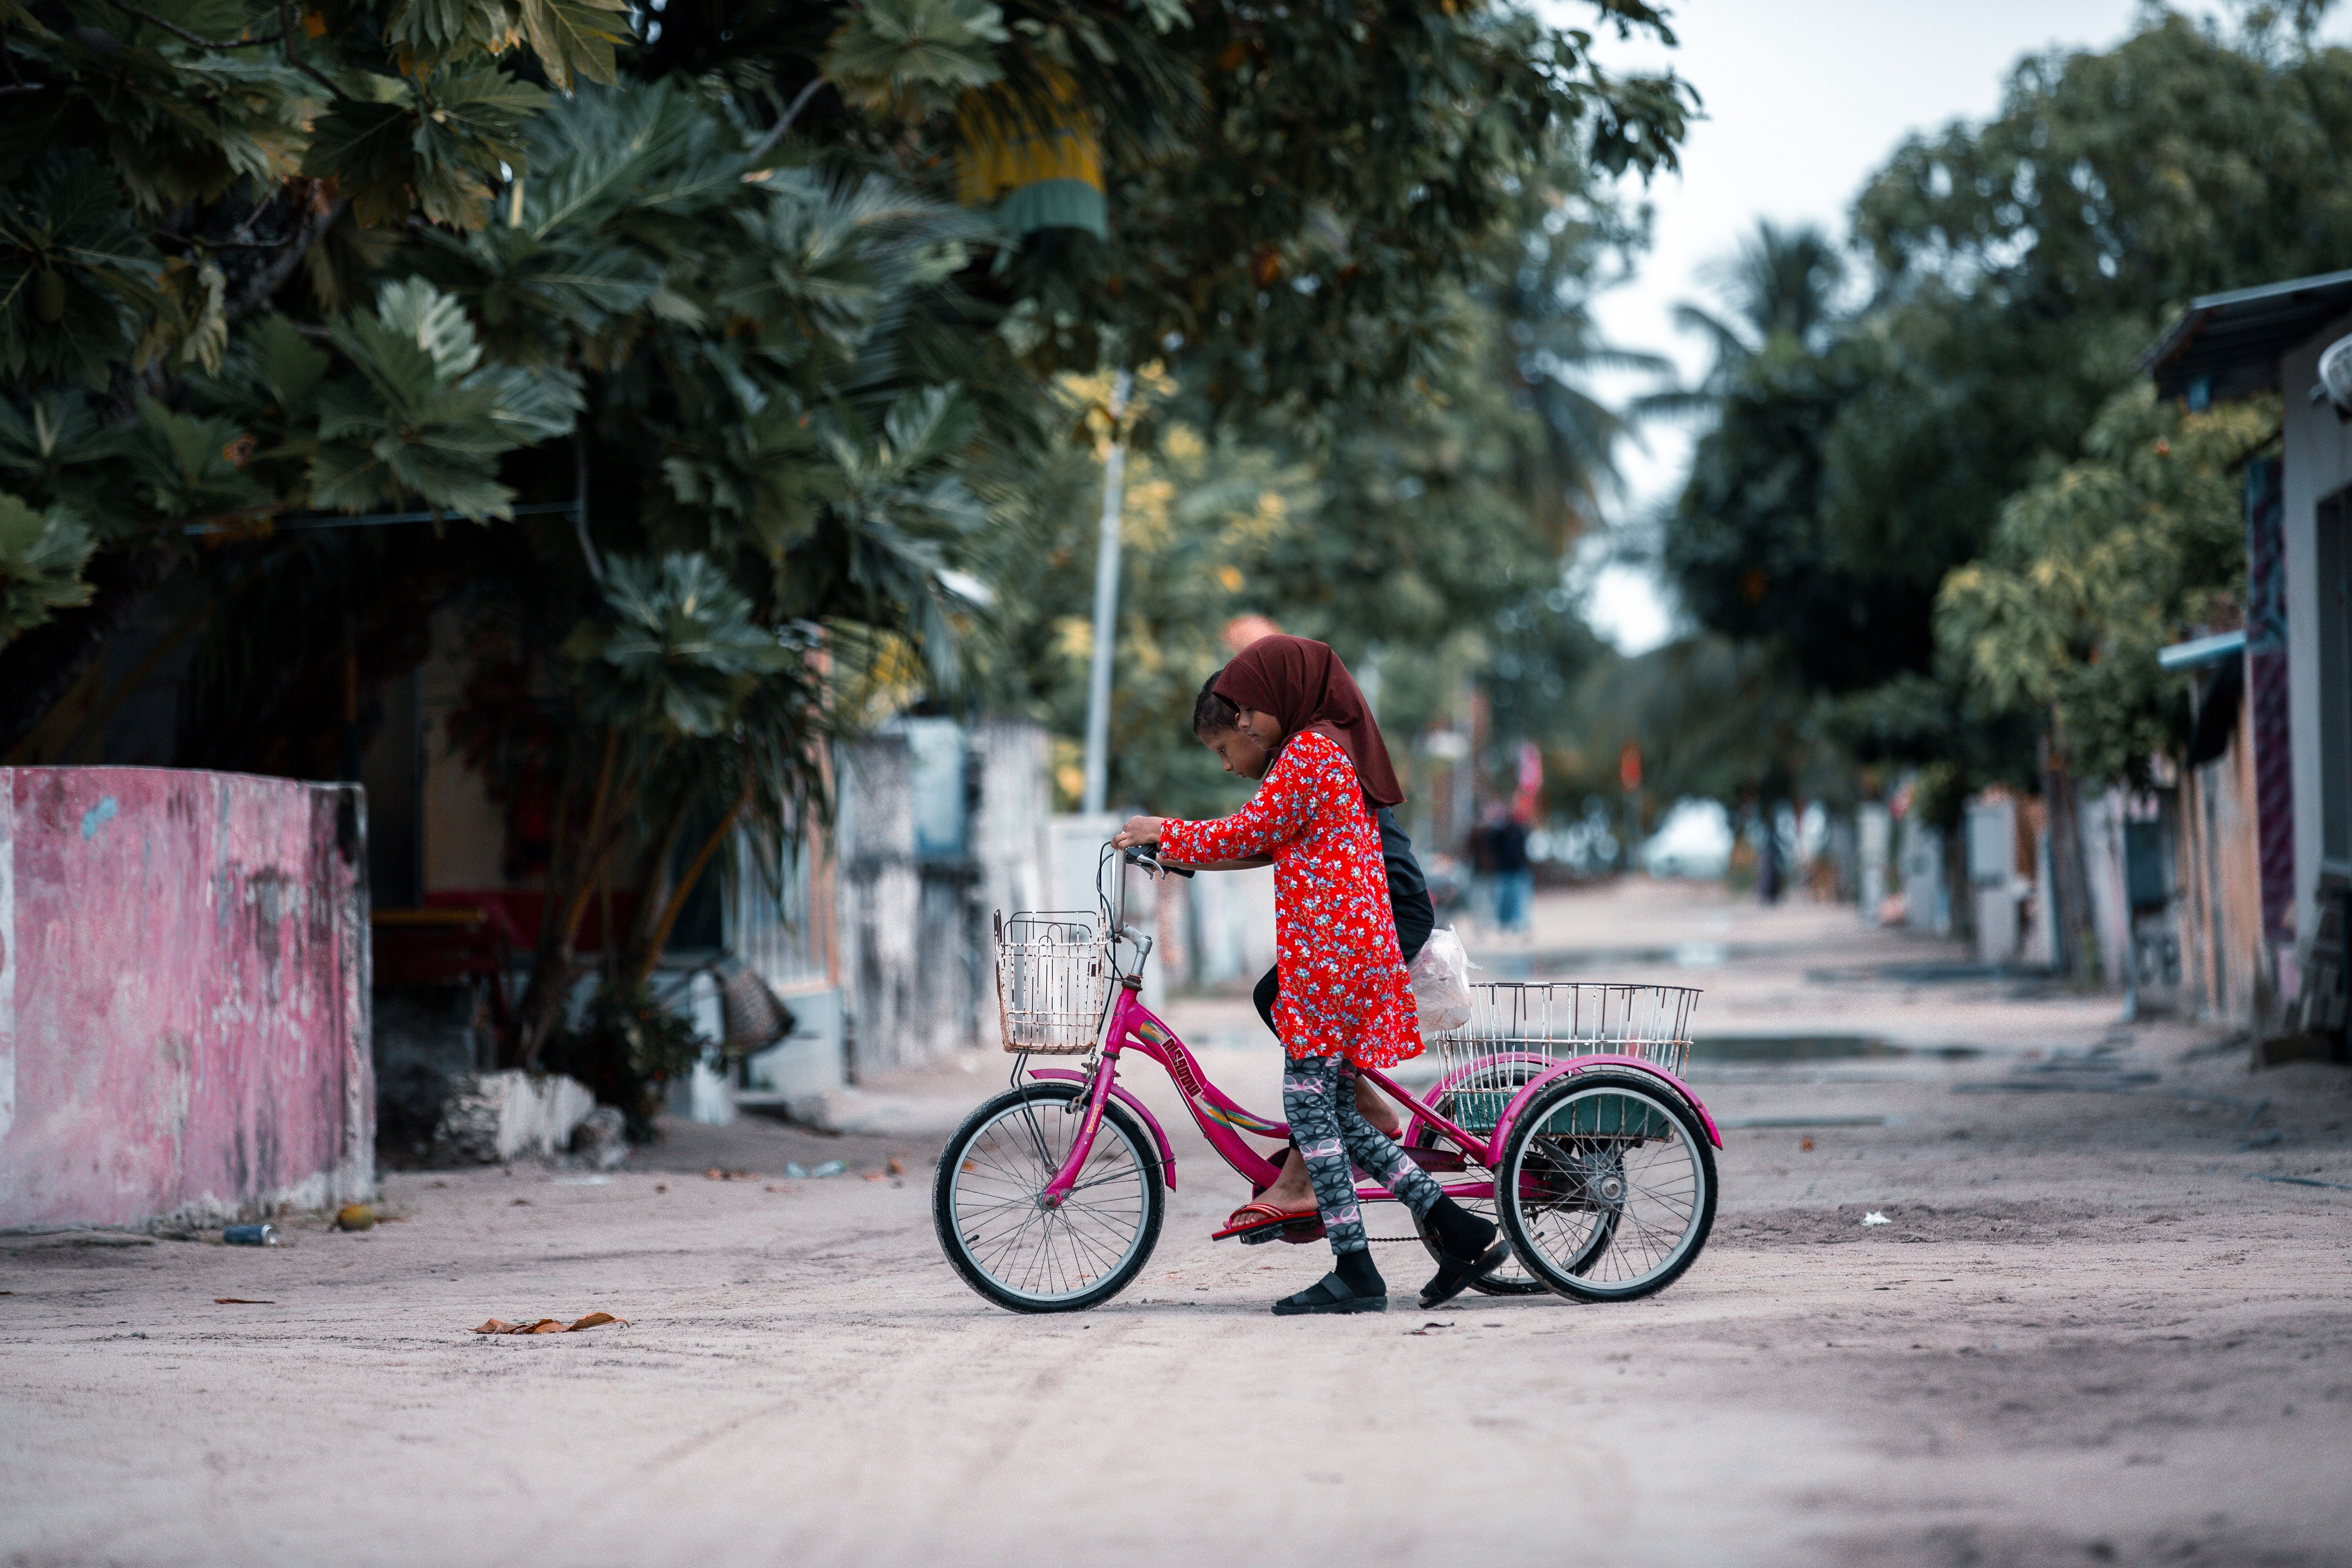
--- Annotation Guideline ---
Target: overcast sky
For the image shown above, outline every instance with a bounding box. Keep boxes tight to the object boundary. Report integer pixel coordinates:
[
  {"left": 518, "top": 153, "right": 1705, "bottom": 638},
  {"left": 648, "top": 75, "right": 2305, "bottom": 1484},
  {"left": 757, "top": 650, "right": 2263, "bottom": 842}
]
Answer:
[{"left": 1553, "top": 0, "right": 2290, "bottom": 654}]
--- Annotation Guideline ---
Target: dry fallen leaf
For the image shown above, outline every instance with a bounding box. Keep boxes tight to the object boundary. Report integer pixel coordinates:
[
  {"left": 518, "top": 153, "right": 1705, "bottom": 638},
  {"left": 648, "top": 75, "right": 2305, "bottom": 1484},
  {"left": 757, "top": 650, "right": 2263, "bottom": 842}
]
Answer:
[
  {"left": 472, "top": 1312, "right": 629, "bottom": 1335},
  {"left": 862, "top": 1172, "right": 884, "bottom": 1182},
  {"left": 1800, "top": 1137, "right": 1815, "bottom": 1152},
  {"left": 215, "top": 1297, "right": 275, "bottom": 1304},
  {"left": 886, "top": 1155, "right": 907, "bottom": 1176}
]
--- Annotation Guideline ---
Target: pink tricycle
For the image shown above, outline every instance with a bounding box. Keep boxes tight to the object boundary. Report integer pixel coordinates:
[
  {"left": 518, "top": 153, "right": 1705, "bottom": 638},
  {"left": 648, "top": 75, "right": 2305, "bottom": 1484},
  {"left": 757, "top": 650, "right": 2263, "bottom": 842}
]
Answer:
[{"left": 933, "top": 846, "right": 1722, "bottom": 1314}]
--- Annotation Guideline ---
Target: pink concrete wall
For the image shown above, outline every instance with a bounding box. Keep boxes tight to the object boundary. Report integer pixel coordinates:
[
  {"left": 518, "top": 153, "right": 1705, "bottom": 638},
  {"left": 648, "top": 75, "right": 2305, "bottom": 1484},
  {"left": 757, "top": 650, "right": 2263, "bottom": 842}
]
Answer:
[{"left": 0, "top": 768, "right": 373, "bottom": 1228}]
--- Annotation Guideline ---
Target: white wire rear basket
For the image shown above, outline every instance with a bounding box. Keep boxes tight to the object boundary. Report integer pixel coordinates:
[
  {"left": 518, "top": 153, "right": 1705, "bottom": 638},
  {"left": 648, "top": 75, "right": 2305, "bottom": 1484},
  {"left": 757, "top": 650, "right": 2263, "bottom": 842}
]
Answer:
[
  {"left": 1428, "top": 982, "right": 1699, "bottom": 1138},
  {"left": 993, "top": 911, "right": 1113, "bottom": 1054}
]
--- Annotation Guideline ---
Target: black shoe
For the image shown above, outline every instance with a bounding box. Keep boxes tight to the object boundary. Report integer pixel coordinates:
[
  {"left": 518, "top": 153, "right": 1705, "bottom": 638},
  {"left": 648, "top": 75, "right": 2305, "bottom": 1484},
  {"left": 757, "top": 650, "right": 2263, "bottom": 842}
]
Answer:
[
  {"left": 1418, "top": 1197, "right": 1506, "bottom": 1307},
  {"left": 1419, "top": 1239, "right": 1510, "bottom": 1308},
  {"left": 1271, "top": 1271, "right": 1390, "bottom": 1316}
]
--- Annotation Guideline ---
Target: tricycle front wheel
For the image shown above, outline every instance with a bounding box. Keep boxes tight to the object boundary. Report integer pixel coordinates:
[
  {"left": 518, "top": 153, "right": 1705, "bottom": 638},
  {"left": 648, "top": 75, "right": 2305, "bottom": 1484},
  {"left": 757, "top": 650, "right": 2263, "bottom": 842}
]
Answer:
[
  {"left": 933, "top": 1082, "right": 1165, "bottom": 1313},
  {"left": 1494, "top": 1070, "right": 1716, "bottom": 1303}
]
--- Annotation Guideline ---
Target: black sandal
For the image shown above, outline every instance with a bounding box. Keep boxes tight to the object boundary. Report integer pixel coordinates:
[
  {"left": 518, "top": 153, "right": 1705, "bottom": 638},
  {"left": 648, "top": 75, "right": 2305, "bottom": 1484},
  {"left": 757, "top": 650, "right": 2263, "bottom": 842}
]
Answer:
[
  {"left": 1271, "top": 1272, "right": 1390, "bottom": 1316},
  {"left": 1418, "top": 1239, "right": 1510, "bottom": 1309}
]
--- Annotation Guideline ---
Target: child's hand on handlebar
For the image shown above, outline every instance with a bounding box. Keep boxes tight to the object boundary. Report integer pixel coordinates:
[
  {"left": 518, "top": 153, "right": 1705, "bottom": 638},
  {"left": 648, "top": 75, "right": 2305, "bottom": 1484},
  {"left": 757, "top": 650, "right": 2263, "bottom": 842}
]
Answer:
[{"left": 1111, "top": 815, "right": 1166, "bottom": 851}]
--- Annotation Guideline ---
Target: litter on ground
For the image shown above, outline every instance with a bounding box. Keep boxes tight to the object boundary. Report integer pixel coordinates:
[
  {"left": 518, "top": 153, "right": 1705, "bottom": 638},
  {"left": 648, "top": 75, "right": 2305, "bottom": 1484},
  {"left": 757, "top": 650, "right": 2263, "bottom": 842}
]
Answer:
[{"left": 472, "top": 1312, "right": 630, "bottom": 1335}]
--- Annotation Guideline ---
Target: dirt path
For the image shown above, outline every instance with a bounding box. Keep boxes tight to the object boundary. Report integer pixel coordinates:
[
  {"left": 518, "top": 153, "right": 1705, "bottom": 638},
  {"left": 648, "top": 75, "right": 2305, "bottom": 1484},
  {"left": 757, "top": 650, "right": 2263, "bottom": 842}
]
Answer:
[{"left": 4, "top": 881, "right": 2349, "bottom": 1567}]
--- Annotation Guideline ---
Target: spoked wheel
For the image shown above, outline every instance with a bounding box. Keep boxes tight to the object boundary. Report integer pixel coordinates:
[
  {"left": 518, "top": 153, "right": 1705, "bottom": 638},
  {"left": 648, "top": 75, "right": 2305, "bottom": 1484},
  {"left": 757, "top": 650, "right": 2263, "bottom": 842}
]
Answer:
[
  {"left": 1494, "top": 1070, "right": 1716, "bottom": 1303},
  {"left": 933, "top": 1081, "right": 1164, "bottom": 1313},
  {"left": 1408, "top": 1079, "right": 1547, "bottom": 1296}
]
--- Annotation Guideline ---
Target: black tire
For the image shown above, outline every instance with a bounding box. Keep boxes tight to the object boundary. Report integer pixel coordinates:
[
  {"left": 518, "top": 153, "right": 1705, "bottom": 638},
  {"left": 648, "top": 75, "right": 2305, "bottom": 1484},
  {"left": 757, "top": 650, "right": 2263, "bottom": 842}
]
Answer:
[
  {"left": 1494, "top": 1070, "right": 1716, "bottom": 1303},
  {"left": 1407, "top": 1099, "right": 1547, "bottom": 1297},
  {"left": 933, "top": 1081, "right": 1165, "bottom": 1313}
]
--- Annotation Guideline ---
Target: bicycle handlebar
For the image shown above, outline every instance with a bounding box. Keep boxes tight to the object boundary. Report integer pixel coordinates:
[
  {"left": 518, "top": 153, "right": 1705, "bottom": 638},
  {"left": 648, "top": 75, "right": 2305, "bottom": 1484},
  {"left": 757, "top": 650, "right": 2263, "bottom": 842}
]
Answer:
[{"left": 1122, "top": 845, "right": 1194, "bottom": 879}]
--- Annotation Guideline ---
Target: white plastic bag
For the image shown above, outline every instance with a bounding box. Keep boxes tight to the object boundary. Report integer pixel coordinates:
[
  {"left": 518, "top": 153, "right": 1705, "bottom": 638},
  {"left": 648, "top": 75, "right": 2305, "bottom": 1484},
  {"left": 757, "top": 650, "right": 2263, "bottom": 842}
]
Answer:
[{"left": 1408, "top": 926, "right": 1476, "bottom": 1034}]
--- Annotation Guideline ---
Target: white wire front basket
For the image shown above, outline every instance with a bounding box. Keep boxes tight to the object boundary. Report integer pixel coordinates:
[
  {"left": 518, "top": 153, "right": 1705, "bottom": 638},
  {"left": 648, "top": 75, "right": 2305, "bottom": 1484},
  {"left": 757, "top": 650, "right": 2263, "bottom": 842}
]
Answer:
[
  {"left": 993, "top": 911, "right": 1114, "bottom": 1054},
  {"left": 1432, "top": 982, "right": 1700, "bottom": 1134}
]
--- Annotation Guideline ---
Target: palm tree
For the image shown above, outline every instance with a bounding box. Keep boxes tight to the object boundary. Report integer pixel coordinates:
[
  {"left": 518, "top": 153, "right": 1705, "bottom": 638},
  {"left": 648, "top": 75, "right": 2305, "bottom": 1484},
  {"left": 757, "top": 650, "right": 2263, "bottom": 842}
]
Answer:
[
  {"left": 1479, "top": 209, "right": 1679, "bottom": 548},
  {"left": 1640, "top": 219, "right": 1847, "bottom": 420},
  {"left": 1508, "top": 292, "right": 1677, "bottom": 532}
]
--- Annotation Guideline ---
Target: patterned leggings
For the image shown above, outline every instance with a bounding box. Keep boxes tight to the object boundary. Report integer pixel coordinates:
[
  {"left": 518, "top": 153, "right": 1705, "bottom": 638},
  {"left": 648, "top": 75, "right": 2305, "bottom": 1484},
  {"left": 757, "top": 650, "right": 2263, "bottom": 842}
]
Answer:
[{"left": 1281, "top": 1054, "right": 1445, "bottom": 1255}]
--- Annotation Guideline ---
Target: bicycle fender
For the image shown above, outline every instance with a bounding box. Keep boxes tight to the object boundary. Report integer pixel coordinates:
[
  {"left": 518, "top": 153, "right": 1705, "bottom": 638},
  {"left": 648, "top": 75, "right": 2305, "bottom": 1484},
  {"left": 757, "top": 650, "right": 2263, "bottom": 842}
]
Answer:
[
  {"left": 1491, "top": 1057, "right": 1723, "bottom": 1150},
  {"left": 1396, "top": 1050, "right": 1558, "bottom": 1150},
  {"left": 1026, "top": 1069, "right": 1178, "bottom": 1189}
]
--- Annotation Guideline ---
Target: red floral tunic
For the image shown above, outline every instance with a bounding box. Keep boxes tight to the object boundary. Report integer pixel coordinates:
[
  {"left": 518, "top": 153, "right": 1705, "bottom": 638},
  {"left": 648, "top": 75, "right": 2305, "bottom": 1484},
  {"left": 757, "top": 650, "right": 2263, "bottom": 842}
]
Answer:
[{"left": 1160, "top": 730, "right": 1423, "bottom": 1067}]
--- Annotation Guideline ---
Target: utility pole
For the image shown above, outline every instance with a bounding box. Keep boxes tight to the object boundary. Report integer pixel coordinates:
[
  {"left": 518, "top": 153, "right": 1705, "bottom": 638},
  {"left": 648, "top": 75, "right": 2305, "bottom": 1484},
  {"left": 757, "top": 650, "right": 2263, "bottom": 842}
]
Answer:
[{"left": 1080, "top": 369, "right": 1133, "bottom": 817}]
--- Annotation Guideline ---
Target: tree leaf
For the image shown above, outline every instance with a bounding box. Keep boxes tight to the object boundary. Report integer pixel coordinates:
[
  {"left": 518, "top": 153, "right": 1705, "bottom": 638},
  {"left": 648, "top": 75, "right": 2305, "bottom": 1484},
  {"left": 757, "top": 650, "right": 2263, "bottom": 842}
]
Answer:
[
  {"left": 519, "top": 0, "right": 631, "bottom": 92},
  {"left": 822, "top": 0, "right": 1008, "bottom": 118},
  {"left": 0, "top": 489, "right": 96, "bottom": 641}
]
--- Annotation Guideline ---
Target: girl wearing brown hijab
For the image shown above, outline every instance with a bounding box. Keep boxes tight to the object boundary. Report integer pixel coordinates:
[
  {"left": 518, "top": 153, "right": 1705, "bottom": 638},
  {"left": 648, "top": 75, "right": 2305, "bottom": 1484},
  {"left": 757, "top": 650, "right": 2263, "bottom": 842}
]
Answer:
[
  {"left": 1112, "top": 636, "right": 1503, "bottom": 1313},
  {"left": 1195, "top": 642, "right": 1435, "bottom": 1167}
]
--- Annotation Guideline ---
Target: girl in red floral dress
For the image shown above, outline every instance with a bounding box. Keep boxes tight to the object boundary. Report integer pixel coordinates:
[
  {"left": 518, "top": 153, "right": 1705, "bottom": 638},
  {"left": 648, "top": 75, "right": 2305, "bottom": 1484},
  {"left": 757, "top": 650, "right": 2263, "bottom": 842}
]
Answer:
[{"left": 1113, "top": 636, "right": 1506, "bottom": 1315}]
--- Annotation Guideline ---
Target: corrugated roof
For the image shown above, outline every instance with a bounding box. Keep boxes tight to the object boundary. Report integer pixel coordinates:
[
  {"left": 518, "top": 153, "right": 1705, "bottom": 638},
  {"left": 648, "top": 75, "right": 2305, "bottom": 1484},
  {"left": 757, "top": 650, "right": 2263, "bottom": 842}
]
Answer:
[{"left": 2143, "top": 267, "right": 2352, "bottom": 404}]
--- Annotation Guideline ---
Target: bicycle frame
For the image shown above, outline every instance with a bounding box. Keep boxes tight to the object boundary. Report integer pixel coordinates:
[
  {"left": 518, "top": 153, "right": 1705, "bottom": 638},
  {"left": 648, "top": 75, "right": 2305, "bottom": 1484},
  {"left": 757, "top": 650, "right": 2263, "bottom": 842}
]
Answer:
[
  {"left": 1031, "top": 980, "right": 1721, "bottom": 1212},
  {"left": 1024, "top": 847, "right": 1721, "bottom": 1214}
]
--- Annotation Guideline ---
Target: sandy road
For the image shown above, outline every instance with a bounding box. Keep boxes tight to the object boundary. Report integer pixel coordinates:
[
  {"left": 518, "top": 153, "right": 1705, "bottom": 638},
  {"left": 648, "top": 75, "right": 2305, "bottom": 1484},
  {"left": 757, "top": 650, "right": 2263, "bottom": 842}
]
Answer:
[{"left": 4, "top": 881, "right": 2350, "bottom": 1567}]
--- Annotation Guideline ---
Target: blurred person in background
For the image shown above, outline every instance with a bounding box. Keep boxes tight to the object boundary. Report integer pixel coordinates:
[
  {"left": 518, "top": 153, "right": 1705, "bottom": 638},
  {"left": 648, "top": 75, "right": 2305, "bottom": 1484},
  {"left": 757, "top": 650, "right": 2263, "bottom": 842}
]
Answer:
[{"left": 1480, "top": 802, "right": 1532, "bottom": 937}]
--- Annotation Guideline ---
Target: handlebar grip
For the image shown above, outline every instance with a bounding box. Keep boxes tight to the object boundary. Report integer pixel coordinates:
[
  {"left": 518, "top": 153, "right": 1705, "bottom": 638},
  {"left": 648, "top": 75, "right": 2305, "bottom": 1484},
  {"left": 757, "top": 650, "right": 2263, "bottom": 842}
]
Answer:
[{"left": 1121, "top": 846, "right": 1195, "bottom": 878}]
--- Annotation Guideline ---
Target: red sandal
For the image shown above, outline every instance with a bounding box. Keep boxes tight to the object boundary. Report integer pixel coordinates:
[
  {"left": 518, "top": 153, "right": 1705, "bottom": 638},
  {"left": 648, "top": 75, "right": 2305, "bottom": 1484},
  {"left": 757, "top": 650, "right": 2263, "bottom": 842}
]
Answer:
[{"left": 1212, "top": 1200, "right": 1325, "bottom": 1245}]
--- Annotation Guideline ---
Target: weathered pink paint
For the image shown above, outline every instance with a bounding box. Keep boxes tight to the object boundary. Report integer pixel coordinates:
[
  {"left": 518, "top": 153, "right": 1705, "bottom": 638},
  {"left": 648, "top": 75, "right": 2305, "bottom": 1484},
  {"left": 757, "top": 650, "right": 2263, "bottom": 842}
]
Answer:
[{"left": 0, "top": 768, "right": 373, "bottom": 1229}]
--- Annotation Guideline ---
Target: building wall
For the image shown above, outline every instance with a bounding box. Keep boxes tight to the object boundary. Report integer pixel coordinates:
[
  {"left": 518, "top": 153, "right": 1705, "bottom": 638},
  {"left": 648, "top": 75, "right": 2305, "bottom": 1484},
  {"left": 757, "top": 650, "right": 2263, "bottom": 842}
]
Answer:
[
  {"left": 418, "top": 614, "right": 512, "bottom": 896},
  {"left": 970, "top": 720, "right": 1052, "bottom": 940},
  {"left": 2176, "top": 698, "right": 2271, "bottom": 1028},
  {"left": 835, "top": 735, "right": 922, "bottom": 1078},
  {"left": 2076, "top": 786, "right": 2138, "bottom": 991},
  {"left": 734, "top": 719, "right": 1056, "bottom": 1087},
  {"left": 969, "top": 719, "right": 1054, "bottom": 1046},
  {"left": 2278, "top": 317, "right": 2352, "bottom": 951},
  {"left": 0, "top": 768, "right": 374, "bottom": 1228}
]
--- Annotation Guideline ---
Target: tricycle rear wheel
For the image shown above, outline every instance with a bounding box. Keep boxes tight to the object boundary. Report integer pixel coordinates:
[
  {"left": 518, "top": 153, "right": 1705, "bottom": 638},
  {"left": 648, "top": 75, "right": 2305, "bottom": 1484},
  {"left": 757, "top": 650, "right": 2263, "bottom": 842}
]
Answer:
[{"left": 1494, "top": 1070, "right": 1715, "bottom": 1303}]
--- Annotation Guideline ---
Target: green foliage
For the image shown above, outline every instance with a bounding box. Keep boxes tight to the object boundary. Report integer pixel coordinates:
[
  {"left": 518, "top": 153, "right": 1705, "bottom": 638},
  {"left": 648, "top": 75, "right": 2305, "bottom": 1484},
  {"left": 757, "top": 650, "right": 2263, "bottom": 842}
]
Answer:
[
  {"left": 516, "top": 0, "right": 634, "bottom": 91},
  {"left": 0, "top": 154, "right": 166, "bottom": 388},
  {"left": 573, "top": 552, "right": 793, "bottom": 735},
  {"left": 304, "top": 66, "right": 548, "bottom": 230},
  {"left": 783, "top": 0, "right": 1694, "bottom": 428},
  {"left": 1543, "top": 634, "right": 1832, "bottom": 815},
  {"left": 551, "top": 980, "right": 710, "bottom": 1138},
  {"left": 0, "top": 491, "right": 96, "bottom": 642},
  {"left": 1854, "top": 11, "right": 2352, "bottom": 318},
  {"left": 964, "top": 385, "right": 1316, "bottom": 817},
  {"left": 0, "top": 0, "right": 1689, "bottom": 1090},
  {"left": 1653, "top": 8, "right": 2352, "bottom": 809},
  {"left": 1937, "top": 388, "right": 2275, "bottom": 785},
  {"left": 311, "top": 277, "right": 581, "bottom": 518},
  {"left": 970, "top": 252, "right": 1634, "bottom": 821},
  {"left": 822, "top": 0, "right": 1009, "bottom": 118}
]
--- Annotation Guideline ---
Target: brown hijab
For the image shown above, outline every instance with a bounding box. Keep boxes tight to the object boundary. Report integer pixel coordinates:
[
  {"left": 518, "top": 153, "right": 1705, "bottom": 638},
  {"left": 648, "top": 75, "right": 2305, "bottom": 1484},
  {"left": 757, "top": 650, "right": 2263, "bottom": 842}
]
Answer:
[{"left": 1213, "top": 635, "right": 1404, "bottom": 807}]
